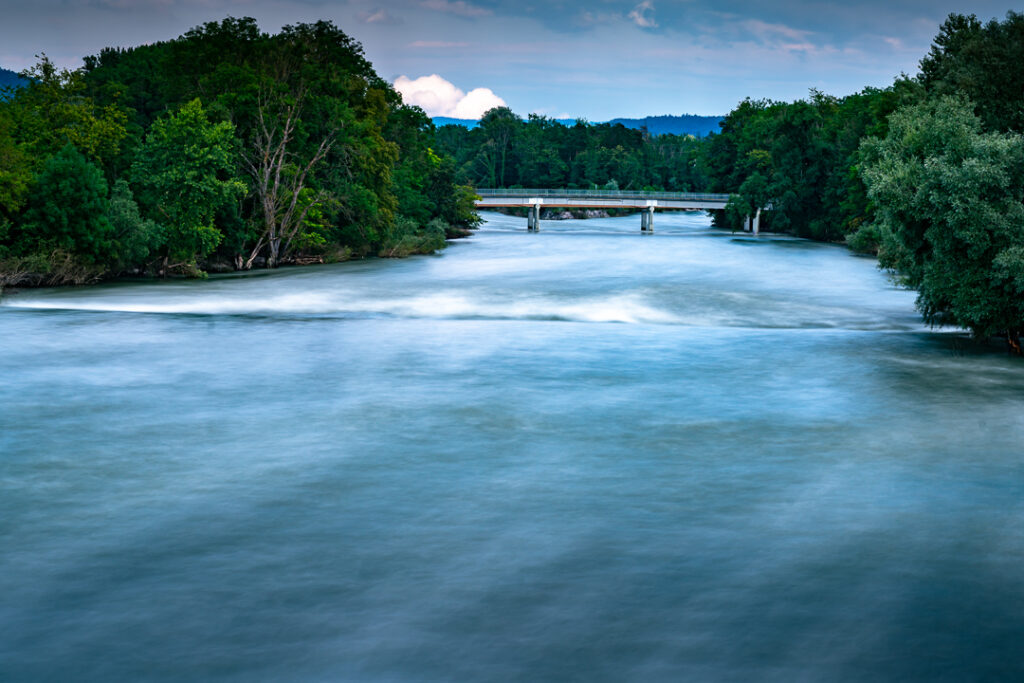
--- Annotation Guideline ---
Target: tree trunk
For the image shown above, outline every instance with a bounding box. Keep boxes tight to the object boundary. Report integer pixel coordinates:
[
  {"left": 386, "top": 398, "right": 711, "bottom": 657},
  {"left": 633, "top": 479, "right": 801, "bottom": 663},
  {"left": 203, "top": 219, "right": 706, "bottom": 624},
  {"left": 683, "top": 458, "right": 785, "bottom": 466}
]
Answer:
[
  {"left": 1009, "top": 329, "right": 1022, "bottom": 356},
  {"left": 268, "top": 238, "right": 281, "bottom": 268}
]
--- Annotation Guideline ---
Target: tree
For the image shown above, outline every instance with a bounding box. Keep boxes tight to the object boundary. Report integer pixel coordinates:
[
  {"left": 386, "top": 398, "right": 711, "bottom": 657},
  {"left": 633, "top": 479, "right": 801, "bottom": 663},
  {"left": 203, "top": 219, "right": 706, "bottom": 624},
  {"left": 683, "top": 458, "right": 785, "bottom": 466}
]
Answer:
[
  {"left": 132, "top": 99, "right": 246, "bottom": 272},
  {"left": 478, "top": 107, "right": 520, "bottom": 187},
  {"left": 11, "top": 55, "right": 128, "bottom": 170},
  {"left": 19, "top": 145, "right": 114, "bottom": 264},
  {"left": 106, "top": 179, "right": 162, "bottom": 270},
  {"left": 243, "top": 84, "right": 334, "bottom": 268},
  {"left": 860, "top": 96, "right": 1024, "bottom": 351},
  {"left": 920, "top": 12, "right": 1024, "bottom": 133},
  {"left": 0, "top": 109, "right": 31, "bottom": 225}
]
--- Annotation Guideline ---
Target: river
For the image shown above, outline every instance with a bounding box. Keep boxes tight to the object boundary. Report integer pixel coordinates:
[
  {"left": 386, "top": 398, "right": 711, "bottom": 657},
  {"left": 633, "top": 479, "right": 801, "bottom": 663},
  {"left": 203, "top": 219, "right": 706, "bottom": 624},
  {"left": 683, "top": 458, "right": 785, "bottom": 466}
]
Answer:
[{"left": 2, "top": 211, "right": 1024, "bottom": 681}]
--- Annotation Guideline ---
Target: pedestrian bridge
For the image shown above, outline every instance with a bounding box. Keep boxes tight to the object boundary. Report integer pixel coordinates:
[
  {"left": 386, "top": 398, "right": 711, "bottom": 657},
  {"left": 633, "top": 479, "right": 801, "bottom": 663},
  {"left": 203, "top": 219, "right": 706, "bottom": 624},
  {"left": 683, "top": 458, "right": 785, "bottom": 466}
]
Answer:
[{"left": 474, "top": 188, "right": 762, "bottom": 233}]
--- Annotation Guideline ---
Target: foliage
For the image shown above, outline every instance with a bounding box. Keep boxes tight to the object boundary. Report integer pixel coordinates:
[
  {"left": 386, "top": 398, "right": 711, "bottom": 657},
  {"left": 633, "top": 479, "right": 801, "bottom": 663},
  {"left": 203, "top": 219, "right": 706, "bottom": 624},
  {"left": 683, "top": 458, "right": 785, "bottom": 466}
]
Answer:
[
  {"left": 434, "top": 111, "right": 709, "bottom": 192},
  {"left": 379, "top": 214, "right": 447, "bottom": 258},
  {"left": 0, "top": 17, "right": 478, "bottom": 280},
  {"left": 860, "top": 96, "right": 1024, "bottom": 349},
  {"left": 131, "top": 98, "right": 246, "bottom": 268},
  {"left": 8, "top": 56, "right": 128, "bottom": 170},
  {"left": 17, "top": 145, "right": 114, "bottom": 264},
  {"left": 106, "top": 179, "right": 162, "bottom": 270},
  {"left": 920, "top": 12, "right": 1024, "bottom": 133},
  {"left": 703, "top": 85, "right": 920, "bottom": 240}
]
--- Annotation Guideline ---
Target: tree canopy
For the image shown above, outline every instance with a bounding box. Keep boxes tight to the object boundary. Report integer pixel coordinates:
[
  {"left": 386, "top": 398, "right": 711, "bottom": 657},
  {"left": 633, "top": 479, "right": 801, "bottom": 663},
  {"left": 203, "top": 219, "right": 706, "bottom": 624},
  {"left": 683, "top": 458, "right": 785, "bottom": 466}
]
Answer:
[{"left": 0, "top": 18, "right": 479, "bottom": 283}]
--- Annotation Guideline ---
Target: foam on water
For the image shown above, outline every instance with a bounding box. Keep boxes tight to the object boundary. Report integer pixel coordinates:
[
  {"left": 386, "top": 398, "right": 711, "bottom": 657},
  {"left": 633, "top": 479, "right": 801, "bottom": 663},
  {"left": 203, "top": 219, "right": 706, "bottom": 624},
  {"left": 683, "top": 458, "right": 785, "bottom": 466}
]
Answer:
[{"left": 3, "top": 290, "right": 682, "bottom": 324}]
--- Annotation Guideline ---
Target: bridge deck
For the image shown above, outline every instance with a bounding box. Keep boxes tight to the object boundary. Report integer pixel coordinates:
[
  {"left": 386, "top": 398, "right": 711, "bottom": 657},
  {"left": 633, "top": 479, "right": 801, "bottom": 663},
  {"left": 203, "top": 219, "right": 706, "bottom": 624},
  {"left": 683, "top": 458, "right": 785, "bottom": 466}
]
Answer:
[{"left": 474, "top": 188, "right": 730, "bottom": 210}]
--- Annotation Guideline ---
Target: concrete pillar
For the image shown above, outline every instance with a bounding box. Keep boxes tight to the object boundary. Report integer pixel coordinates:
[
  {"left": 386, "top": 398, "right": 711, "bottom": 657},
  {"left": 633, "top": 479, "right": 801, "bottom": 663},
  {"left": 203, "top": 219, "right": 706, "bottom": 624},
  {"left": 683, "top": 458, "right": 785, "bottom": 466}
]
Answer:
[
  {"left": 743, "top": 215, "right": 751, "bottom": 232},
  {"left": 753, "top": 208, "right": 762, "bottom": 236},
  {"left": 640, "top": 210, "right": 648, "bottom": 232},
  {"left": 647, "top": 206, "right": 655, "bottom": 233},
  {"left": 528, "top": 204, "right": 539, "bottom": 232}
]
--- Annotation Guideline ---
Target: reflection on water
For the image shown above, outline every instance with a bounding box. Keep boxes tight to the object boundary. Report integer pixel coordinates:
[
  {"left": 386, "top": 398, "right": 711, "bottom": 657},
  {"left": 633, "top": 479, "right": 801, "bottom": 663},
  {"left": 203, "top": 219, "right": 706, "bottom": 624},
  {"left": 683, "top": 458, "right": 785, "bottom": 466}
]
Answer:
[{"left": 2, "top": 211, "right": 1023, "bottom": 681}]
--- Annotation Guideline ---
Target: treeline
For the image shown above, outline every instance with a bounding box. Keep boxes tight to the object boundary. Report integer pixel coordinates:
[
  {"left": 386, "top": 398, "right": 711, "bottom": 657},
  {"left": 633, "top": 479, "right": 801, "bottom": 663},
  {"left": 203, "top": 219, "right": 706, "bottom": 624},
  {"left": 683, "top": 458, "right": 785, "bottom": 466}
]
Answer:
[
  {"left": 709, "top": 11, "right": 1024, "bottom": 351},
  {"left": 434, "top": 108, "right": 709, "bottom": 192},
  {"left": 0, "top": 17, "right": 478, "bottom": 285}
]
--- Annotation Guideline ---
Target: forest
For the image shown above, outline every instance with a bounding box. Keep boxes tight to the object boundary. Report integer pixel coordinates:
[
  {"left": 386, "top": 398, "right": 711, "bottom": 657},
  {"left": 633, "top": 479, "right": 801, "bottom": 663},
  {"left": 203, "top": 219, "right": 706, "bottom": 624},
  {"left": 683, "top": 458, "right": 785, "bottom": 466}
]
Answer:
[
  {"left": 0, "top": 18, "right": 479, "bottom": 284},
  {"left": 434, "top": 110, "right": 709, "bottom": 192}
]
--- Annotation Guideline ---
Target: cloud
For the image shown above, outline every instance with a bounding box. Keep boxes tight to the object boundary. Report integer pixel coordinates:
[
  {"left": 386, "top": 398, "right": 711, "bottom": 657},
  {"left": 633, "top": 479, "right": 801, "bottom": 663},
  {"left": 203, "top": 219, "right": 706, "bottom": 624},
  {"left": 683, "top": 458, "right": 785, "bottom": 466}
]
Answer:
[
  {"left": 419, "top": 0, "right": 492, "bottom": 18},
  {"left": 628, "top": 0, "right": 657, "bottom": 28},
  {"left": 357, "top": 8, "right": 402, "bottom": 25},
  {"left": 409, "top": 40, "right": 470, "bottom": 48},
  {"left": 739, "top": 19, "right": 826, "bottom": 52},
  {"left": 393, "top": 74, "right": 506, "bottom": 119}
]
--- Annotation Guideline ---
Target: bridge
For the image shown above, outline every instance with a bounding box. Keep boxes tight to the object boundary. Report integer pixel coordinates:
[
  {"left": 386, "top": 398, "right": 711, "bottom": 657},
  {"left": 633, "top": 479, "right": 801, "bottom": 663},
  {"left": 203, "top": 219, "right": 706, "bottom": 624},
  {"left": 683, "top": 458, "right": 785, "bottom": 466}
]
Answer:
[{"left": 474, "top": 189, "right": 763, "bottom": 234}]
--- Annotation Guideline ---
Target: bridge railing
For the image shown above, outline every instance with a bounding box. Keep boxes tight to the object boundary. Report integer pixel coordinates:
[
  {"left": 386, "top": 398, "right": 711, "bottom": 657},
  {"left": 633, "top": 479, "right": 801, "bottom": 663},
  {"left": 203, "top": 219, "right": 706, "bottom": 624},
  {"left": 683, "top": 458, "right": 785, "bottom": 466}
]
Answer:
[{"left": 475, "top": 188, "right": 732, "bottom": 201}]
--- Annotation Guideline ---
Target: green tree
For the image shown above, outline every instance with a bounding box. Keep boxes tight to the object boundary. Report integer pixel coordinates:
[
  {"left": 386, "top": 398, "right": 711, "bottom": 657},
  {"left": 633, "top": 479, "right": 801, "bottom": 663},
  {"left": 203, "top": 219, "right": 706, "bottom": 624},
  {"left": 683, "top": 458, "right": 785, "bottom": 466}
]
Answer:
[
  {"left": 106, "top": 179, "right": 162, "bottom": 270},
  {"left": 477, "top": 107, "right": 521, "bottom": 187},
  {"left": 11, "top": 55, "right": 128, "bottom": 170},
  {"left": 132, "top": 99, "right": 246, "bottom": 272},
  {"left": 920, "top": 12, "right": 1024, "bottom": 133},
  {"left": 19, "top": 145, "right": 114, "bottom": 263},
  {"left": 860, "top": 96, "right": 1024, "bottom": 351},
  {"left": 0, "top": 109, "right": 31, "bottom": 225}
]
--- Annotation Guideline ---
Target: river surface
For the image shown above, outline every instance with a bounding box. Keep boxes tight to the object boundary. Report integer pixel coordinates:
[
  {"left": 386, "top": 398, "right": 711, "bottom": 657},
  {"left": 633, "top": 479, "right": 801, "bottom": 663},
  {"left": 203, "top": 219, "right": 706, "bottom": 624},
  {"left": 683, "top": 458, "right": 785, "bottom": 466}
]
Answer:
[{"left": 3, "top": 211, "right": 1024, "bottom": 681}]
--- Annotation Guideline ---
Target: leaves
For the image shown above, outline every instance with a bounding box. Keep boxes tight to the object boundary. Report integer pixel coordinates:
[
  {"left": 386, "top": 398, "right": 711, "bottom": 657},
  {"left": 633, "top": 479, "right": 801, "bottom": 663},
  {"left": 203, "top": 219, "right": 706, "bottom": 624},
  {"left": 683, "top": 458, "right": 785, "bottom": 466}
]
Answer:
[
  {"left": 861, "top": 96, "right": 1024, "bottom": 340},
  {"left": 132, "top": 99, "right": 246, "bottom": 265}
]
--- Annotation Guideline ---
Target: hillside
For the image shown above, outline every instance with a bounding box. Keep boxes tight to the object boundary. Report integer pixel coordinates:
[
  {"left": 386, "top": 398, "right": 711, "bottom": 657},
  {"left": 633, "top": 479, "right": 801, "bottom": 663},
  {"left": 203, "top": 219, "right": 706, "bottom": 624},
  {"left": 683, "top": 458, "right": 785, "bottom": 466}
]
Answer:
[
  {"left": 607, "top": 114, "right": 722, "bottom": 137},
  {"left": 0, "top": 67, "right": 27, "bottom": 93}
]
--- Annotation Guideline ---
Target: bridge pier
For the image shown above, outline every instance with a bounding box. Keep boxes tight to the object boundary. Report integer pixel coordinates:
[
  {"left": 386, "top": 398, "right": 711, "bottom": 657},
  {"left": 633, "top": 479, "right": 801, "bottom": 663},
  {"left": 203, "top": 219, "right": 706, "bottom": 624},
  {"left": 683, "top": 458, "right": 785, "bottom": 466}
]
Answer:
[
  {"left": 640, "top": 205, "right": 655, "bottom": 233},
  {"left": 528, "top": 203, "right": 541, "bottom": 232},
  {"left": 753, "top": 208, "right": 761, "bottom": 236},
  {"left": 638, "top": 205, "right": 655, "bottom": 232}
]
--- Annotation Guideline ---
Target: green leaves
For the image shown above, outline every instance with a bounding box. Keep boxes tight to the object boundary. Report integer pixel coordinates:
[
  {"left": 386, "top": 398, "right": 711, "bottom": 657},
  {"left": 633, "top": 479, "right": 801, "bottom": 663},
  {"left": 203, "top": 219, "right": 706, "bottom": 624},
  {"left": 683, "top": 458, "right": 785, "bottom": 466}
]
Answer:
[
  {"left": 860, "top": 96, "right": 1024, "bottom": 342},
  {"left": 132, "top": 99, "right": 246, "bottom": 266},
  {"left": 21, "top": 145, "right": 113, "bottom": 263},
  {"left": 106, "top": 179, "right": 162, "bottom": 270}
]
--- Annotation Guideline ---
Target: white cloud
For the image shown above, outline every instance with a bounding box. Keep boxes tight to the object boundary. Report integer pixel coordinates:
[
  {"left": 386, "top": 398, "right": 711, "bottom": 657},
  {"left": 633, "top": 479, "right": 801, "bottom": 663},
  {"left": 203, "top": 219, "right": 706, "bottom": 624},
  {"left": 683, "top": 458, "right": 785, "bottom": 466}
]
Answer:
[
  {"left": 628, "top": 1, "right": 657, "bottom": 28},
  {"left": 409, "top": 40, "right": 470, "bottom": 48},
  {"left": 419, "top": 0, "right": 492, "bottom": 18},
  {"left": 394, "top": 74, "right": 506, "bottom": 119},
  {"left": 358, "top": 8, "right": 402, "bottom": 25}
]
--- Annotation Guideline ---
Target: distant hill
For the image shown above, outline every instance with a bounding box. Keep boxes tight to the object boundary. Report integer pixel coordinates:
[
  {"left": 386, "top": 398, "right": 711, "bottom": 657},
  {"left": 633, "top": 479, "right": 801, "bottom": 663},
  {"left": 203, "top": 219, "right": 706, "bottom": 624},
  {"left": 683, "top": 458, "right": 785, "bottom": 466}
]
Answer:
[
  {"left": 0, "top": 67, "right": 27, "bottom": 96},
  {"left": 433, "top": 113, "right": 723, "bottom": 136},
  {"left": 433, "top": 116, "right": 580, "bottom": 129},
  {"left": 607, "top": 115, "right": 722, "bottom": 137}
]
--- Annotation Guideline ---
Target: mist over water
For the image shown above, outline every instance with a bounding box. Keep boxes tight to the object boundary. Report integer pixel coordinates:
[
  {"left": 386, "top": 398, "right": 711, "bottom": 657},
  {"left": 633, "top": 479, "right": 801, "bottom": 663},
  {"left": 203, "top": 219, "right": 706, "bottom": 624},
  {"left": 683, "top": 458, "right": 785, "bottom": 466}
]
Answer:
[{"left": 3, "top": 211, "right": 1024, "bottom": 680}]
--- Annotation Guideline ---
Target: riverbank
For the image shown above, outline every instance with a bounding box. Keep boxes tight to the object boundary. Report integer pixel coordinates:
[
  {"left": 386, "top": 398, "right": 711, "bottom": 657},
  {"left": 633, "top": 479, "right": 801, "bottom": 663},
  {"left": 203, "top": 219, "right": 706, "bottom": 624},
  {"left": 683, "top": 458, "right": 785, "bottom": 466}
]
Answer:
[{"left": 0, "top": 228, "right": 476, "bottom": 292}]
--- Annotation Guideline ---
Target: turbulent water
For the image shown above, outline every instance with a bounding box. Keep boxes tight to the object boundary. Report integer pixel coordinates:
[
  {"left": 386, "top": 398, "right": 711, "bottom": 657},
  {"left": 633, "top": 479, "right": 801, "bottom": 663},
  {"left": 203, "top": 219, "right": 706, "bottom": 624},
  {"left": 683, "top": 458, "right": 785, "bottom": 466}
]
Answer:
[{"left": 3, "top": 211, "right": 1024, "bottom": 681}]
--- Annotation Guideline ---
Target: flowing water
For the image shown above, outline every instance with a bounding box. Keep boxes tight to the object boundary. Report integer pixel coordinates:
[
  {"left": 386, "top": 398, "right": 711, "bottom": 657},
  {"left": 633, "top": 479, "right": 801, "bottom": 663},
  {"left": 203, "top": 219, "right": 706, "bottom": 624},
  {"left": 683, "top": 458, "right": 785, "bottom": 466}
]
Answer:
[{"left": 2, "top": 212, "right": 1024, "bottom": 681}]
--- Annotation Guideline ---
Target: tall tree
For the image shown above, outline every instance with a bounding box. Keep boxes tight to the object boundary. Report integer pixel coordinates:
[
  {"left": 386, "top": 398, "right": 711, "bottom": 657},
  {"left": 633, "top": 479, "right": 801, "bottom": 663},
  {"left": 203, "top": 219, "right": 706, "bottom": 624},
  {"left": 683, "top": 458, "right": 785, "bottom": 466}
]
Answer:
[
  {"left": 860, "top": 96, "right": 1024, "bottom": 351},
  {"left": 243, "top": 84, "right": 334, "bottom": 268},
  {"left": 132, "top": 99, "right": 246, "bottom": 271},
  {"left": 19, "top": 145, "right": 113, "bottom": 264},
  {"left": 920, "top": 12, "right": 1024, "bottom": 133}
]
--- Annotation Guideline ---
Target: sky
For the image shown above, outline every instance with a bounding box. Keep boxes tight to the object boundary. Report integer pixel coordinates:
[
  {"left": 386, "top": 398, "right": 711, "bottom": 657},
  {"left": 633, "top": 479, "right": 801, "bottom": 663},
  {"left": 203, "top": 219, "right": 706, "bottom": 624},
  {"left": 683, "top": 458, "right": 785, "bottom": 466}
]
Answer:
[{"left": 0, "top": 1, "right": 1016, "bottom": 120}]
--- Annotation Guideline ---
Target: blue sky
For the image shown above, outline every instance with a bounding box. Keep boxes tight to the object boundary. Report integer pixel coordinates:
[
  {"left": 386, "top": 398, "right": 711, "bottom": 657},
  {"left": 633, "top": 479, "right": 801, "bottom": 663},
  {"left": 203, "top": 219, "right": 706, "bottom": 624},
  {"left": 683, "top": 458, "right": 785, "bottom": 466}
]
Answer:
[{"left": 0, "top": 1, "right": 1015, "bottom": 119}]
